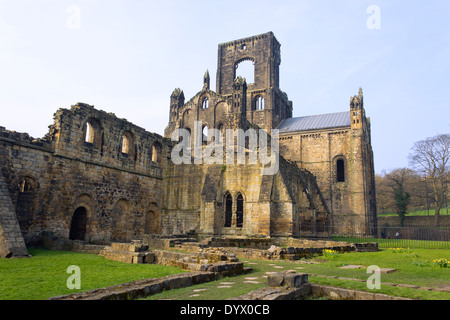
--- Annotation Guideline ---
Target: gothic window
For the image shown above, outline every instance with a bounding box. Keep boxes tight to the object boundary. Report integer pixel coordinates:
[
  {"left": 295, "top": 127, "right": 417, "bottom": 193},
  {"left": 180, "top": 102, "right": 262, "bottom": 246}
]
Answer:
[
  {"left": 236, "top": 193, "right": 244, "bottom": 228},
  {"left": 337, "top": 159, "right": 345, "bottom": 182},
  {"left": 202, "top": 125, "right": 209, "bottom": 144},
  {"left": 202, "top": 97, "right": 209, "bottom": 109},
  {"left": 254, "top": 96, "right": 265, "bottom": 110},
  {"left": 224, "top": 193, "right": 232, "bottom": 227},
  {"left": 179, "top": 127, "right": 191, "bottom": 146}
]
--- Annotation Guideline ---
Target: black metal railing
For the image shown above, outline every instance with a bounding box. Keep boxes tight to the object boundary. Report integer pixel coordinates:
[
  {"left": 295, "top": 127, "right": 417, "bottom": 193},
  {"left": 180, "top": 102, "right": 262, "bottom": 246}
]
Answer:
[{"left": 298, "top": 222, "right": 450, "bottom": 249}]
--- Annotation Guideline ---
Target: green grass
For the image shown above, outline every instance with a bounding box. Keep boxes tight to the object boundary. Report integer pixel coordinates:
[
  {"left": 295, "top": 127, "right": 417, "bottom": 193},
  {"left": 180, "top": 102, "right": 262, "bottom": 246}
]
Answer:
[
  {"left": 0, "top": 248, "right": 187, "bottom": 300},
  {"left": 378, "top": 207, "right": 450, "bottom": 217},
  {"left": 144, "top": 248, "right": 450, "bottom": 300},
  {"left": 1, "top": 248, "right": 449, "bottom": 300}
]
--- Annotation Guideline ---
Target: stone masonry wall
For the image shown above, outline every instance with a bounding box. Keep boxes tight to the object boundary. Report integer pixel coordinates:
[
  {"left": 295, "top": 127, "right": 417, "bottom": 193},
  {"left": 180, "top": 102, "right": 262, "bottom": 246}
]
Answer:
[
  {"left": 0, "top": 103, "right": 171, "bottom": 249},
  {"left": 0, "top": 172, "right": 29, "bottom": 257},
  {"left": 278, "top": 98, "right": 377, "bottom": 236}
]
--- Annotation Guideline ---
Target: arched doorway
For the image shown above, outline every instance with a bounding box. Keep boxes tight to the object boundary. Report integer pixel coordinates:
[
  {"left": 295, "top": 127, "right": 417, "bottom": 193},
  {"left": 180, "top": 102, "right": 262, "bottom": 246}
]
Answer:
[
  {"left": 69, "top": 207, "right": 87, "bottom": 241},
  {"left": 145, "top": 211, "right": 157, "bottom": 234}
]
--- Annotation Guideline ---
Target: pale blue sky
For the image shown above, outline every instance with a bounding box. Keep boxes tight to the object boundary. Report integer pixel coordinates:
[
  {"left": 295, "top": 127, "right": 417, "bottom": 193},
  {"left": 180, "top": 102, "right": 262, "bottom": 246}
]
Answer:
[{"left": 0, "top": 0, "right": 449, "bottom": 173}]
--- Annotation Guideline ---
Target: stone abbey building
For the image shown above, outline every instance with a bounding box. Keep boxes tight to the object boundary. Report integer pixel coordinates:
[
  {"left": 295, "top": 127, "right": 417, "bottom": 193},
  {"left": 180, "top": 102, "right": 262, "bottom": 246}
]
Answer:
[{"left": 0, "top": 32, "right": 377, "bottom": 258}]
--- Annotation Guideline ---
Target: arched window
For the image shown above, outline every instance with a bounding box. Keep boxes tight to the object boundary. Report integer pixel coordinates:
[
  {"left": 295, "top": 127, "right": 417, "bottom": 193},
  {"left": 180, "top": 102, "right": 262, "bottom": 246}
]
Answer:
[
  {"left": 235, "top": 59, "right": 255, "bottom": 84},
  {"left": 236, "top": 193, "right": 244, "bottom": 228},
  {"left": 202, "top": 97, "right": 209, "bottom": 109},
  {"left": 120, "top": 131, "right": 134, "bottom": 157},
  {"left": 202, "top": 125, "right": 209, "bottom": 144},
  {"left": 19, "top": 178, "right": 33, "bottom": 193},
  {"left": 224, "top": 193, "right": 232, "bottom": 227},
  {"left": 83, "top": 118, "right": 103, "bottom": 149},
  {"left": 121, "top": 135, "right": 130, "bottom": 154},
  {"left": 152, "top": 142, "right": 162, "bottom": 163},
  {"left": 254, "top": 96, "right": 265, "bottom": 110},
  {"left": 337, "top": 159, "right": 345, "bottom": 182},
  {"left": 69, "top": 207, "right": 87, "bottom": 241},
  {"left": 85, "top": 122, "right": 94, "bottom": 143}
]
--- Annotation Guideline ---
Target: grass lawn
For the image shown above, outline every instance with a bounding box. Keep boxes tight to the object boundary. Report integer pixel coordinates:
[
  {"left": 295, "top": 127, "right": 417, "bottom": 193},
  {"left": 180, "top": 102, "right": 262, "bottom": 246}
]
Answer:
[
  {"left": 1, "top": 247, "right": 449, "bottom": 300},
  {"left": 378, "top": 207, "right": 450, "bottom": 217},
  {"left": 0, "top": 248, "right": 187, "bottom": 300},
  {"left": 145, "top": 248, "right": 450, "bottom": 300}
]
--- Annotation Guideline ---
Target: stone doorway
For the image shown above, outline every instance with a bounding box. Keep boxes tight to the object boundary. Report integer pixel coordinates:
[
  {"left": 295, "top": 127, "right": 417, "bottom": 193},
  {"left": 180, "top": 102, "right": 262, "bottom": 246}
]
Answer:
[{"left": 69, "top": 207, "right": 87, "bottom": 241}]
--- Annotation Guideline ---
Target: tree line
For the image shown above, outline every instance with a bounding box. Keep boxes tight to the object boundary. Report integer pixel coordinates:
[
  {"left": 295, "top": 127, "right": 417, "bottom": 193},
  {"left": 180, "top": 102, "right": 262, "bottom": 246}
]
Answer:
[{"left": 375, "top": 133, "right": 449, "bottom": 227}]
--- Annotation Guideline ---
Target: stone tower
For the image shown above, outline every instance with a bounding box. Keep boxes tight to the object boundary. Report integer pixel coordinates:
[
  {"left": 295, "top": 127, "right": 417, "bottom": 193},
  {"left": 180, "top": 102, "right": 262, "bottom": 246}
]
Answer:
[{"left": 216, "top": 32, "right": 292, "bottom": 132}]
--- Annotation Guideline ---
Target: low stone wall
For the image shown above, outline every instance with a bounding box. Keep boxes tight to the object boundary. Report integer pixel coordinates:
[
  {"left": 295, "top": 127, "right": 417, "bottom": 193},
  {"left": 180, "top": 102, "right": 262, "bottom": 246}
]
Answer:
[
  {"left": 231, "top": 271, "right": 312, "bottom": 300},
  {"left": 222, "top": 245, "right": 349, "bottom": 261},
  {"left": 231, "top": 271, "right": 412, "bottom": 301},
  {"left": 310, "top": 284, "right": 412, "bottom": 300},
  {"left": 207, "top": 237, "right": 273, "bottom": 249},
  {"left": 352, "top": 242, "right": 379, "bottom": 252},
  {"left": 280, "top": 238, "right": 350, "bottom": 248},
  {"left": 41, "top": 232, "right": 109, "bottom": 254},
  {"left": 99, "top": 242, "right": 154, "bottom": 264},
  {"left": 142, "top": 236, "right": 200, "bottom": 250},
  {"left": 49, "top": 271, "right": 217, "bottom": 300},
  {"left": 152, "top": 249, "right": 245, "bottom": 276},
  {"left": 230, "top": 284, "right": 312, "bottom": 301}
]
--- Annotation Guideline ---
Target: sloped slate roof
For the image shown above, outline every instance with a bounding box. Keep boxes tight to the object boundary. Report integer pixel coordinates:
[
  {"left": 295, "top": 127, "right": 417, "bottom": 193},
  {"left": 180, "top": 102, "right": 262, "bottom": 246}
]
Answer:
[{"left": 277, "top": 112, "right": 351, "bottom": 133}]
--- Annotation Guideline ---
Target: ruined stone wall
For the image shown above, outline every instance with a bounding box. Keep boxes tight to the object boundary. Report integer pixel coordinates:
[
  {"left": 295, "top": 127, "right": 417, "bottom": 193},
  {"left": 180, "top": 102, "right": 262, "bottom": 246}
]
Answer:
[
  {"left": 0, "top": 170, "right": 29, "bottom": 257},
  {"left": 215, "top": 32, "right": 292, "bottom": 132},
  {"left": 0, "top": 103, "right": 170, "bottom": 248},
  {"left": 161, "top": 144, "right": 329, "bottom": 238}
]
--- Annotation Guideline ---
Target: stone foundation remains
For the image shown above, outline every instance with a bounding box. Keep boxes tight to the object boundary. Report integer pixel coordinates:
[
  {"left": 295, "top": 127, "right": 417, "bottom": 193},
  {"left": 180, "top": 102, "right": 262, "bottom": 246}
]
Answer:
[
  {"left": 49, "top": 271, "right": 217, "bottom": 300},
  {"left": 231, "top": 270, "right": 411, "bottom": 301}
]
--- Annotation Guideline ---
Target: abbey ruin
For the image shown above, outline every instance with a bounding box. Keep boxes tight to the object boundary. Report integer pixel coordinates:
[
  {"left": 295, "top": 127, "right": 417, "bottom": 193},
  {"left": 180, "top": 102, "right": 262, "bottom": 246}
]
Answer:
[{"left": 0, "top": 32, "right": 377, "bottom": 258}]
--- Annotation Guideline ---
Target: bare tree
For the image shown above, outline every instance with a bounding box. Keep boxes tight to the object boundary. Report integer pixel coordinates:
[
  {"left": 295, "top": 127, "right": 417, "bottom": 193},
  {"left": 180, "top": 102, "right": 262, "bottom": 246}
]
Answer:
[
  {"left": 384, "top": 168, "right": 414, "bottom": 227},
  {"left": 409, "top": 134, "right": 450, "bottom": 227},
  {"left": 375, "top": 173, "right": 394, "bottom": 214}
]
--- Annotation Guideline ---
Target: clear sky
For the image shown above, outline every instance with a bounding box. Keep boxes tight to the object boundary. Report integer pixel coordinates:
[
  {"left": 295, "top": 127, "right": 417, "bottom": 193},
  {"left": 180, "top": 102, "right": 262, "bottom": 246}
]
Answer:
[{"left": 0, "top": 0, "right": 449, "bottom": 174}]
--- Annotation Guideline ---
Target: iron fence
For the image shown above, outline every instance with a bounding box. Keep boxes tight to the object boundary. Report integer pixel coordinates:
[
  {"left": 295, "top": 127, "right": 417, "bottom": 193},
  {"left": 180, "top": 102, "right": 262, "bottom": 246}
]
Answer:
[{"left": 298, "top": 222, "right": 450, "bottom": 249}]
